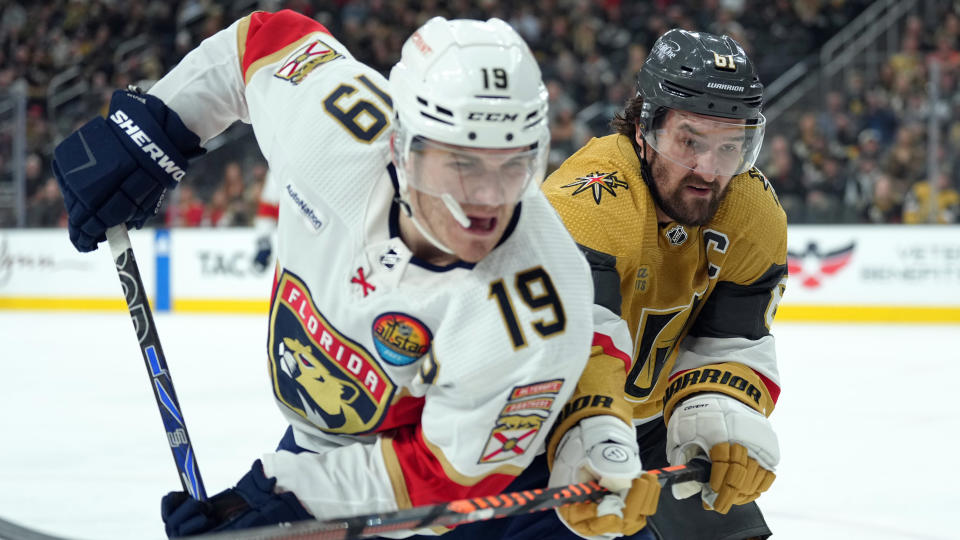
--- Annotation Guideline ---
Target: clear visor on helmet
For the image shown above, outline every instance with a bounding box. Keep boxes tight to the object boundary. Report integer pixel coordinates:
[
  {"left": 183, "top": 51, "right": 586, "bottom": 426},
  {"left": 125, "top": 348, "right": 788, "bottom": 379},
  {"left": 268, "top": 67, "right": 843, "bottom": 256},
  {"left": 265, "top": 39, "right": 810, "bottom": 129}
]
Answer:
[
  {"left": 645, "top": 109, "right": 766, "bottom": 177},
  {"left": 398, "top": 135, "right": 545, "bottom": 207}
]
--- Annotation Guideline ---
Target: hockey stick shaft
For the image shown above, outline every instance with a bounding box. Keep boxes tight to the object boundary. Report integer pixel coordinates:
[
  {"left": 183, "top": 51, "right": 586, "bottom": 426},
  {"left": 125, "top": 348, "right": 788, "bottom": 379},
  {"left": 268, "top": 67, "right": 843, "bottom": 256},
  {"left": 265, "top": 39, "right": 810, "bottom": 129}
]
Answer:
[
  {"left": 106, "top": 225, "right": 207, "bottom": 500},
  {"left": 201, "top": 458, "right": 710, "bottom": 540}
]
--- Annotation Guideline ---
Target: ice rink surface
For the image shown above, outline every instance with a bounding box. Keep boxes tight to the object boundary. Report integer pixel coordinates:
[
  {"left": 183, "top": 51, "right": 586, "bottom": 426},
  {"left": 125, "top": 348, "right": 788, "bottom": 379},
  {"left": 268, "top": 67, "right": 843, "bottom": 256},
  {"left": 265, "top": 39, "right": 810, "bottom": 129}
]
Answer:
[{"left": 0, "top": 312, "right": 955, "bottom": 539}]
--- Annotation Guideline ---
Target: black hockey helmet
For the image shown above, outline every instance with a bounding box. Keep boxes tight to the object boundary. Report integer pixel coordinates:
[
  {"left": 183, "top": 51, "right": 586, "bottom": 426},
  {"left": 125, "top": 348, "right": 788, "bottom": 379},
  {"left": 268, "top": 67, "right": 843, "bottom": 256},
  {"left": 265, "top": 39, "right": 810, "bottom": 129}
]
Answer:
[
  {"left": 637, "top": 29, "right": 765, "bottom": 177},
  {"left": 637, "top": 29, "right": 763, "bottom": 132}
]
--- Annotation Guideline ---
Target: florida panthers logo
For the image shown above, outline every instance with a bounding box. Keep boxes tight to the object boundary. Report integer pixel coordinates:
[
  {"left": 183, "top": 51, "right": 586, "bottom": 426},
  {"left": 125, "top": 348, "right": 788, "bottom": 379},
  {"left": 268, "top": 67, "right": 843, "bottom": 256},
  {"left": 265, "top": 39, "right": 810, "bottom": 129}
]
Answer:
[
  {"left": 269, "top": 270, "right": 395, "bottom": 434},
  {"left": 278, "top": 337, "right": 364, "bottom": 430}
]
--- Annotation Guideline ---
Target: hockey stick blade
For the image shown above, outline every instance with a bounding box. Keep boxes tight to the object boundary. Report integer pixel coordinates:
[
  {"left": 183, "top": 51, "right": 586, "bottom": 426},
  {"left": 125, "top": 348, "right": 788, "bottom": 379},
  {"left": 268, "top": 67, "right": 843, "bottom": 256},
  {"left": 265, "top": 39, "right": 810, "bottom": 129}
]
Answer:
[
  {"left": 193, "top": 458, "right": 710, "bottom": 540},
  {"left": 106, "top": 225, "right": 207, "bottom": 500}
]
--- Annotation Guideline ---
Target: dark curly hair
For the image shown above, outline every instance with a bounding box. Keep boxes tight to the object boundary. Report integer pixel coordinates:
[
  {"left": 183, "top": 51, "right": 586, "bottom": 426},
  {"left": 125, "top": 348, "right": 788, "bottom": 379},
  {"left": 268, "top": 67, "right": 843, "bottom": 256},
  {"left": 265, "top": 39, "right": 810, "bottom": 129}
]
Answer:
[{"left": 610, "top": 94, "right": 644, "bottom": 142}]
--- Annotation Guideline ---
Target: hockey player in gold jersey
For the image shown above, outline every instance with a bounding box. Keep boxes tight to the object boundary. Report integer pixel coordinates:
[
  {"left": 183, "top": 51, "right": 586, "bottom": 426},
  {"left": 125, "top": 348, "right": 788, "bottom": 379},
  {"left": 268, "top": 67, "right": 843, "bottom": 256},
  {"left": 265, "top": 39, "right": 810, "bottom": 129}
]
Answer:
[
  {"left": 542, "top": 28, "right": 785, "bottom": 540},
  {"left": 431, "top": 29, "right": 785, "bottom": 540}
]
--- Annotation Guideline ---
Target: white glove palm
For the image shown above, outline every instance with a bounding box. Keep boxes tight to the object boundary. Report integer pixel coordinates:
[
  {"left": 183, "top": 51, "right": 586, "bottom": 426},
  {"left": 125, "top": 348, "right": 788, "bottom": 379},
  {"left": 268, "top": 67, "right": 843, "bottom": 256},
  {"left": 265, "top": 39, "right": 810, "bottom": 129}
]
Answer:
[
  {"left": 550, "top": 416, "right": 660, "bottom": 539},
  {"left": 666, "top": 392, "right": 779, "bottom": 513}
]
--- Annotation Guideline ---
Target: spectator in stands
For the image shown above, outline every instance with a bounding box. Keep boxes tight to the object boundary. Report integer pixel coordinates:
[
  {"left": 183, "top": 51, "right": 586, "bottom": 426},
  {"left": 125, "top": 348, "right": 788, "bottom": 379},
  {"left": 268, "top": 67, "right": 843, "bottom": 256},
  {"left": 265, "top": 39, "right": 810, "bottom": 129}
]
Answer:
[
  {"left": 928, "top": 30, "right": 960, "bottom": 77},
  {"left": 805, "top": 153, "right": 848, "bottom": 223},
  {"left": 846, "top": 149, "right": 881, "bottom": 222},
  {"left": 862, "top": 89, "right": 899, "bottom": 147},
  {"left": 23, "top": 152, "right": 45, "bottom": 200},
  {"left": 883, "top": 124, "right": 925, "bottom": 198},
  {"left": 26, "top": 176, "right": 64, "bottom": 227},
  {"left": 168, "top": 184, "right": 205, "bottom": 228},
  {"left": 765, "top": 134, "right": 807, "bottom": 223},
  {"left": 903, "top": 171, "right": 960, "bottom": 224},
  {"left": 863, "top": 173, "right": 903, "bottom": 224},
  {"left": 211, "top": 161, "right": 255, "bottom": 227}
]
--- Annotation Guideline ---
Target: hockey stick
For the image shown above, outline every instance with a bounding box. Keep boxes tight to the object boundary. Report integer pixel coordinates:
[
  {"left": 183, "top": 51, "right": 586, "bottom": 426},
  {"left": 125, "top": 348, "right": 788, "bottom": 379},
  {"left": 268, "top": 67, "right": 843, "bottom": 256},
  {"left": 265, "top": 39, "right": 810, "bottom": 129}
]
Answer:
[
  {"left": 198, "top": 459, "right": 710, "bottom": 540},
  {"left": 106, "top": 225, "right": 207, "bottom": 500}
]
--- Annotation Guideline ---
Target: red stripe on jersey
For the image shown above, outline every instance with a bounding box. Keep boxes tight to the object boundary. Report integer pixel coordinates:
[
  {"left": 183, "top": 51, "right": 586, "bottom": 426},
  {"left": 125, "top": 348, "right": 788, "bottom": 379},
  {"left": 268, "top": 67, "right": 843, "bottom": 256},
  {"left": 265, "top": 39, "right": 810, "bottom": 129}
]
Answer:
[
  {"left": 391, "top": 426, "right": 516, "bottom": 507},
  {"left": 271, "top": 266, "right": 280, "bottom": 301},
  {"left": 257, "top": 201, "right": 279, "bottom": 219},
  {"left": 241, "top": 10, "right": 332, "bottom": 77},
  {"left": 592, "top": 332, "right": 632, "bottom": 371},
  {"left": 754, "top": 370, "right": 781, "bottom": 404},
  {"left": 376, "top": 395, "right": 425, "bottom": 432}
]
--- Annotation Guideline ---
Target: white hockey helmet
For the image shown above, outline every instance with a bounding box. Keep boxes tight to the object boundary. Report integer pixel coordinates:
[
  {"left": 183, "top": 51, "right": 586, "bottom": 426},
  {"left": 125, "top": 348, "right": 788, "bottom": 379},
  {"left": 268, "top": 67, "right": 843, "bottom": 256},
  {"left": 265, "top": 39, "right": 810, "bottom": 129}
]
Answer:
[{"left": 389, "top": 17, "right": 550, "bottom": 252}]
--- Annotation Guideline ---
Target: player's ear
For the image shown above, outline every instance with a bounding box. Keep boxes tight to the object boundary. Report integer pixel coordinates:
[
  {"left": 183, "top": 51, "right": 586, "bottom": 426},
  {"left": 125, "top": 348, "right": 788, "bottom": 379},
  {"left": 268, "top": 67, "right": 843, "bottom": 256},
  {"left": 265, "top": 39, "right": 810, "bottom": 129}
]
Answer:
[{"left": 634, "top": 122, "right": 646, "bottom": 156}]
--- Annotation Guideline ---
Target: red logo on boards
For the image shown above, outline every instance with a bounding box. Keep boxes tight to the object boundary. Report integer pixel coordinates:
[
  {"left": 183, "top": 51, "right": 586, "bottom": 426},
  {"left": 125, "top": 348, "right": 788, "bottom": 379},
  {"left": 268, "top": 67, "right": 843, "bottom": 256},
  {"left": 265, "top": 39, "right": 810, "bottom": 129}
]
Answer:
[{"left": 786, "top": 241, "right": 855, "bottom": 289}]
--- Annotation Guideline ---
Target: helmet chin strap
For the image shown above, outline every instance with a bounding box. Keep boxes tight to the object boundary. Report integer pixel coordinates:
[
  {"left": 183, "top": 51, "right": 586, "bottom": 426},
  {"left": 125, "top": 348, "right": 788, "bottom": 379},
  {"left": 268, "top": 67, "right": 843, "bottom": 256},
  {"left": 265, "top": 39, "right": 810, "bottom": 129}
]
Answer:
[
  {"left": 398, "top": 186, "right": 461, "bottom": 256},
  {"left": 441, "top": 193, "right": 471, "bottom": 228}
]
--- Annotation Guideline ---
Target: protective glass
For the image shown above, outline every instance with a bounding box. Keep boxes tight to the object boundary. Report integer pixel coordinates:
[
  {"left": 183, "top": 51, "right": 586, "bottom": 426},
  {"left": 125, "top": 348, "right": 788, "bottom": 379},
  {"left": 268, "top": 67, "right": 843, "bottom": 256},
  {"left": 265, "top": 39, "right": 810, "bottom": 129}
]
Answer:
[
  {"left": 400, "top": 136, "right": 544, "bottom": 207},
  {"left": 645, "top": 109, "right": 766, "bottom": 177}
]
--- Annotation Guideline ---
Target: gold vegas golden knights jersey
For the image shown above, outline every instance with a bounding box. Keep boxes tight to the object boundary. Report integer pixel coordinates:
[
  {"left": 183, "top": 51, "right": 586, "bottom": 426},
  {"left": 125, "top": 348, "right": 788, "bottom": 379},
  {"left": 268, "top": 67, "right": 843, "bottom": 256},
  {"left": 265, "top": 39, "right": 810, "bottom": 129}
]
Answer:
[{"left": 542, "top": 134, "right": 787, "bottom": 455}]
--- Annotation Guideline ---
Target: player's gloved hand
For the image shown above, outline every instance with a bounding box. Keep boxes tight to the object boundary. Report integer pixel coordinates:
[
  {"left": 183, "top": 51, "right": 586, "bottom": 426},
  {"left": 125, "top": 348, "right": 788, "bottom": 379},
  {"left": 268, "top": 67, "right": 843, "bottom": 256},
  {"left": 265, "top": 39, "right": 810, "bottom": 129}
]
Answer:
[
  {"left": 53, "top": 87, "right": 204, "bottom": 252},
  {"left": 252, "top": 235, "right": 273, "bottom": 273},
  {"left": 550, "top": 415, "right": 660, "bottom": 539},
  {"left": 161, "top": 459, "right": 312, "bottom": 538},
  {"left": 666, "top": 392, "right": 779, "bottom": 514}
]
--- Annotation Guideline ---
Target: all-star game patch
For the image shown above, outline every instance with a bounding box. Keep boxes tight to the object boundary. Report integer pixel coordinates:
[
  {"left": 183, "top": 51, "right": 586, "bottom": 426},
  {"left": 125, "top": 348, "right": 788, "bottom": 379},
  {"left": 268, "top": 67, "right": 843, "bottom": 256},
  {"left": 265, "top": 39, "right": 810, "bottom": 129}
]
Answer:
[
  {"left": 274, "top": 38, "right": 343, "bottom": 85},
  {"left": 268, "top": 269, "right": 395, "bottom": 435},
  {"left": 371, "top": 312, "right": 432, "bottom": 366},
  {"left": 560, "top": 171, "right": 628, "bottom": 204},
  {"left": 478, "top": 379, "right": 563, "bottom": 464}
]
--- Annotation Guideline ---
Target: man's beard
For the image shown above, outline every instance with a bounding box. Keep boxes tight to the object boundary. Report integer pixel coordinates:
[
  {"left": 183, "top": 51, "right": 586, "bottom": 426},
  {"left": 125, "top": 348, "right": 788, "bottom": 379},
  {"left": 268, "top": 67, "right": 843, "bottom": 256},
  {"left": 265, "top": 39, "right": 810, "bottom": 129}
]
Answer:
[{"left": 649, "top": 153, "right": 729, "bottom": 226}]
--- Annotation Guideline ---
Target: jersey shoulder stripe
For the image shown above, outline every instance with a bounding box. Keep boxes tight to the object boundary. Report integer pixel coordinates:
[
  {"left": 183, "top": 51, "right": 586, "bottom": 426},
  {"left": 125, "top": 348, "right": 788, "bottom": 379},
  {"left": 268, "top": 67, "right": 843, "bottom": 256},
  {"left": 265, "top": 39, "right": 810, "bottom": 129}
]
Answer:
[{"left": 239, "top": 10, "right": 334, "bottom": 84}]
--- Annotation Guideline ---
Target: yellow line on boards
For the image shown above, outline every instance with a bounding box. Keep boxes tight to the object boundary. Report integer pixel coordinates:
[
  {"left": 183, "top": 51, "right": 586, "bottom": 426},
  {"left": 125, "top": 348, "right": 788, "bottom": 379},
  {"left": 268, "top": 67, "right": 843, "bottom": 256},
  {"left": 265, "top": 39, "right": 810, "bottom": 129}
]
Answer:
[
  {"left": 777, "top": 305, "right": 960, "bottom": 323},
  {"left": 0, "top": 297, "right": 129, "bottom": 311},
  {"left": 4, "top": 298, "right": 960, "bottom": 323},
  {"left": 172, "top": 299, "right": 269, "bottom": 314}
]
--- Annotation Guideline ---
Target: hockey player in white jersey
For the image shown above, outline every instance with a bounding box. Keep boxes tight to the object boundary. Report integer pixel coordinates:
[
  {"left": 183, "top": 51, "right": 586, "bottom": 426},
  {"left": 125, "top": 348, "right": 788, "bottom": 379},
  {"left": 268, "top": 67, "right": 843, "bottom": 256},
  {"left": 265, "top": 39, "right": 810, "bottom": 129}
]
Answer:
[{"left": 51, "top": 9, "right": 661, "bottom": 538}]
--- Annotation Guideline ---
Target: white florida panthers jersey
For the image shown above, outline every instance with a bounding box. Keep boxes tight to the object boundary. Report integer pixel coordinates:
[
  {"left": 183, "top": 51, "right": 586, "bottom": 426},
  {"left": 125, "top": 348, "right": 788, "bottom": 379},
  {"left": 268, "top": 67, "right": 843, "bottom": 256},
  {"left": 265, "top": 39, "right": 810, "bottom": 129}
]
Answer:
[{"left": 148, "top": 10, "right": 595, "bottom": 523}]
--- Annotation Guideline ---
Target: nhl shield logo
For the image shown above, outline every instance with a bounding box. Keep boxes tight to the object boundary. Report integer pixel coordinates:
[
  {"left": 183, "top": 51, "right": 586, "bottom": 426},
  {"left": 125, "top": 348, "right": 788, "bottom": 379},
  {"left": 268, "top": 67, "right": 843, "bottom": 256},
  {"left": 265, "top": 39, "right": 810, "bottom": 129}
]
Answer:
[{"left": 666, "top": 224, "right": 688, "bottom": 246}]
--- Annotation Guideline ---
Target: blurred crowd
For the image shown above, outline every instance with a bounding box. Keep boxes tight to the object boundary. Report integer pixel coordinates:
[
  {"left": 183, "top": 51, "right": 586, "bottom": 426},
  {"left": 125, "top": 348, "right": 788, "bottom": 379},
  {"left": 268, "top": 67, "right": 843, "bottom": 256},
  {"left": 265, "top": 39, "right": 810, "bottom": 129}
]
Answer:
[
  {"left": 765, "top": 8, "right": 960, "bottom": 224},
  {"left": 3, "top": 0, "right": 957, "bottom": 229}
]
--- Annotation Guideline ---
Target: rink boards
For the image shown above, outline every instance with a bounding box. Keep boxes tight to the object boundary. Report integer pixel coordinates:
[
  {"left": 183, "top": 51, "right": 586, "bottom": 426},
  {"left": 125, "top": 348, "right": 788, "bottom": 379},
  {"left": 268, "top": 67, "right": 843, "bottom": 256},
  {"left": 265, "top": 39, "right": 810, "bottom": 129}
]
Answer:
[{"left": 1, "top": 225, "right": 958, "bottom": 322}]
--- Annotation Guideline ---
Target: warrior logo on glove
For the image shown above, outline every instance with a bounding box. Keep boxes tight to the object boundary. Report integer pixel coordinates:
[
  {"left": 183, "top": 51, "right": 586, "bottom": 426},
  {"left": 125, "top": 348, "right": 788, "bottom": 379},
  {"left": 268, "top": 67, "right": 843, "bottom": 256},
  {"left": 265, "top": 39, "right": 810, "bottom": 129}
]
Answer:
[{"left": 269, "top": 270, "right": 395, "bottom": 434}]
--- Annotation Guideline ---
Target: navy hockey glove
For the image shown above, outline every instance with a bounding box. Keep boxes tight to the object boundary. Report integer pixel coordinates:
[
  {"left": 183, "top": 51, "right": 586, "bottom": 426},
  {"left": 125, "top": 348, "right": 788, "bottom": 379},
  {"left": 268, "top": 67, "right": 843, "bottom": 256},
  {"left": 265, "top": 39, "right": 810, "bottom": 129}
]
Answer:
[
  {"left": 252, "top": 235, "right": 273, "bottom": 273},
  {"left": 161, "top": 459, "right": 312, "bottom": 538},
  {"left": 53, "top": 88, "right": 204, "bottom": 252}
]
